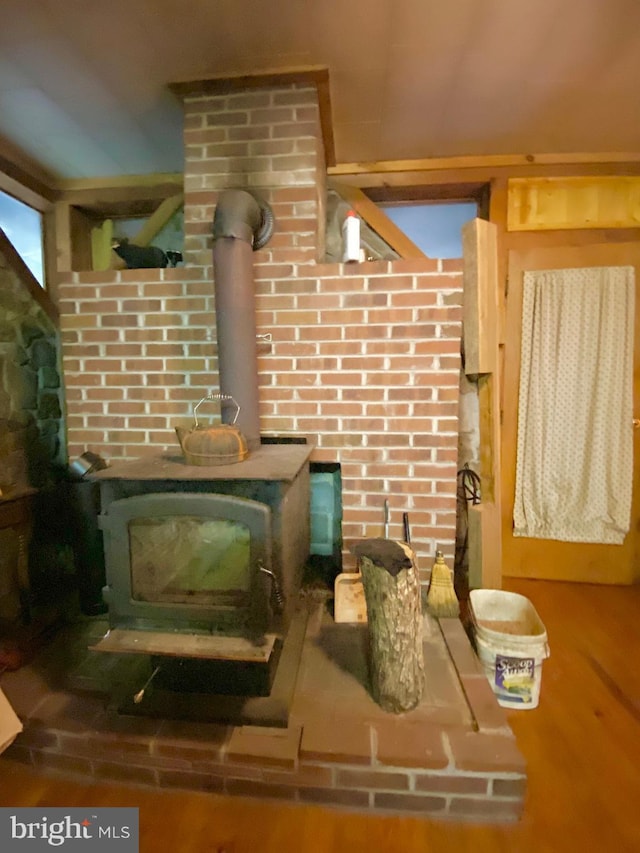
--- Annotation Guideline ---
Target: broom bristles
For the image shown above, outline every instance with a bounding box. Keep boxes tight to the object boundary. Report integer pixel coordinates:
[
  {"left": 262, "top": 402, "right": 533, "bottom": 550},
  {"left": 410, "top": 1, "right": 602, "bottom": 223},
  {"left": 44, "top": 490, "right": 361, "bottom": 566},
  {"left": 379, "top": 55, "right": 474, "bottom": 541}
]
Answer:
[{"left": 427, "top": 561, "right": 460, "bottom": 618}]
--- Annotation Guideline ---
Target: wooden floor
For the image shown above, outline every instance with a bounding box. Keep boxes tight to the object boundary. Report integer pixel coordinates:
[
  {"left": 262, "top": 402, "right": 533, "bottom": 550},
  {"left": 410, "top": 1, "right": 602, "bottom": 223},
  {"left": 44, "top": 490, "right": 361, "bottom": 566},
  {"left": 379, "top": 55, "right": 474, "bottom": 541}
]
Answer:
[{"left": 1, "top": 578, "right": 639, "bottom": 853}]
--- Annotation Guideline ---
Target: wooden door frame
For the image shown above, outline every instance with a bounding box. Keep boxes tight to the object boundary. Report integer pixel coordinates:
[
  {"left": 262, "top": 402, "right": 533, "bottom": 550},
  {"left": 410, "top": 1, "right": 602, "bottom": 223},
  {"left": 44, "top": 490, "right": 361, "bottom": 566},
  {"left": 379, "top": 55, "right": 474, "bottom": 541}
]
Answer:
[{"left": 502, "top": 242, "right": 640, "bottom": 584}]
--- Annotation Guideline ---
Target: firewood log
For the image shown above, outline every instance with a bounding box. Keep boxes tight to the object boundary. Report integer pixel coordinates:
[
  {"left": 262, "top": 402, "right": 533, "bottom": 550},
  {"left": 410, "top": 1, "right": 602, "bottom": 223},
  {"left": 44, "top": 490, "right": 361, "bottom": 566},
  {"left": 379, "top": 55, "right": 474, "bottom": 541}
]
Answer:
[{"left": 355, "top": 539, "right": 425, "bottom": 713}]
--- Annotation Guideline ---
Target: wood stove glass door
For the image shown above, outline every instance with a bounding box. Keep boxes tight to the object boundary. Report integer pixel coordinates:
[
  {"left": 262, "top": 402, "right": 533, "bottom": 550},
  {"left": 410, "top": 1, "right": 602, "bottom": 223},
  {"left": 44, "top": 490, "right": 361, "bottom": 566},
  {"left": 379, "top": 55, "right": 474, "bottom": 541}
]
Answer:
[{"left": 129, "top": 515, "right": 251, "bottom": 607}]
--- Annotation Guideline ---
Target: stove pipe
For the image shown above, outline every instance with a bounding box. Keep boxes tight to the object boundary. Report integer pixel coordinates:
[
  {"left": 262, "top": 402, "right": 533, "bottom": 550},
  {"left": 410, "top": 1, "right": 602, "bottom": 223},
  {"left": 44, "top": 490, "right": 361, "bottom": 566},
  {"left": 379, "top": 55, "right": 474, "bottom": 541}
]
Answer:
[{"left": 212, "top": 189, "right": 274, "bottom": 451}]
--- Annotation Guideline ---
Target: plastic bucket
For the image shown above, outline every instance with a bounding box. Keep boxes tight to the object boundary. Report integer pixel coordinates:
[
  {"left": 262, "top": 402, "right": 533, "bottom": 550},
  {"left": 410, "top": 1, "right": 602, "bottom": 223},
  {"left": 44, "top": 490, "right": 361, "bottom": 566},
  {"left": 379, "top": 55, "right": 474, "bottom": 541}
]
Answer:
[{"left": 469, "top": 589, "right": 550, "bottom": 710}]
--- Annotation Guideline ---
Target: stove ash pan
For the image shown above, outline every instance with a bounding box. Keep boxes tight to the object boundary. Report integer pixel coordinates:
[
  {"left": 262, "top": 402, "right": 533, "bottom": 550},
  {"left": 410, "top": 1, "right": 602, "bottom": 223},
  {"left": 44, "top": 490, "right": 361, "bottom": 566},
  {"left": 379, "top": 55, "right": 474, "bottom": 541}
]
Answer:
[{"left": 99, "top": 492, "right": 276, "bottom": 640}]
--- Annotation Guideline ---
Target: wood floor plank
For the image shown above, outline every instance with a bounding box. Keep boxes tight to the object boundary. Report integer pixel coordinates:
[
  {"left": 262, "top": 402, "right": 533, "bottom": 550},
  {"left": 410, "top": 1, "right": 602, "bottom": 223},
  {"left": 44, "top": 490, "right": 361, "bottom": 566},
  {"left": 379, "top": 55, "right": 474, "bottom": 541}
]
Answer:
[{"left": 0, "top": 579, "right": 639, "bottom": 852}]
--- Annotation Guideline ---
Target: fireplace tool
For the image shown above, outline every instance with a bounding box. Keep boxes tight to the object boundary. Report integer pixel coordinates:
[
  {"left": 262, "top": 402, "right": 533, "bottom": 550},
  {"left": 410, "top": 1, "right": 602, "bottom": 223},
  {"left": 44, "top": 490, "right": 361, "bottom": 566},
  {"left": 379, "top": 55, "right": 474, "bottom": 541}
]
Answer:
[{"left": 133, "top": 665, "right": 161, "bottom": 704}]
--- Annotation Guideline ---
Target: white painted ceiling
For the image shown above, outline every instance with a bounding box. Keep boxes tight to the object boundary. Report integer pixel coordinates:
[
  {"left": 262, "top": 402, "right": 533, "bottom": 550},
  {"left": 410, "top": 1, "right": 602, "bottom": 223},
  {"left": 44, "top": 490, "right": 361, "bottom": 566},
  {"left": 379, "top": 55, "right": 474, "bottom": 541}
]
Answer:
[{"left": 1, "top": 0, "right": 640, "bottom": 180}]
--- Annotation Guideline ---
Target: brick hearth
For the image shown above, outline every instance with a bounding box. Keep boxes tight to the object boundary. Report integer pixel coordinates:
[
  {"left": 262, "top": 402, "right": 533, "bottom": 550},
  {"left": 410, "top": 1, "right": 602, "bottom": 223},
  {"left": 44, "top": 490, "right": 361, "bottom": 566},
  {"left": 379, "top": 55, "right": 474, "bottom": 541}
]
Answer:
[{"left": 2, "top": 603, "right": 526, "bottom": 823}]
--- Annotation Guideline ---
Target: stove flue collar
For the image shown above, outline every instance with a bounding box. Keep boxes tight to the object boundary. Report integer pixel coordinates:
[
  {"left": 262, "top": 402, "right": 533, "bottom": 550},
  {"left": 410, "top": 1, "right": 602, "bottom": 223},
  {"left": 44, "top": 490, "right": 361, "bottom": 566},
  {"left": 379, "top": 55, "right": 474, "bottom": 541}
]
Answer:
[{"left": 212, "top": 188, "right": 274, "bottom": 250}]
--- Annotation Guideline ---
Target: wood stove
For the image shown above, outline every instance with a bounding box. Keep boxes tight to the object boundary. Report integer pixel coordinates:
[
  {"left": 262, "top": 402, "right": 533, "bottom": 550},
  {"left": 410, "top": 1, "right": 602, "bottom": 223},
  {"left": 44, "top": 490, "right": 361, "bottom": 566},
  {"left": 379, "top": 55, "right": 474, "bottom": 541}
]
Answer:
[
  {"left": 88, "top": 444, "right": 312, "bottom": 722},
  {"left": 85, "top": 190, "right": 313, "bottom": 723}
]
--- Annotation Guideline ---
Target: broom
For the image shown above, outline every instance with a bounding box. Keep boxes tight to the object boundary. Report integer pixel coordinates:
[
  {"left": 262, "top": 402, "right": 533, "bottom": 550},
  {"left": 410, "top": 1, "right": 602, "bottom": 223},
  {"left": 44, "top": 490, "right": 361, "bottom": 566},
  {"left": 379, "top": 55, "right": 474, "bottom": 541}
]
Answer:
[{"left": 426, "top": 550, "right": 460, "bottom": 618}]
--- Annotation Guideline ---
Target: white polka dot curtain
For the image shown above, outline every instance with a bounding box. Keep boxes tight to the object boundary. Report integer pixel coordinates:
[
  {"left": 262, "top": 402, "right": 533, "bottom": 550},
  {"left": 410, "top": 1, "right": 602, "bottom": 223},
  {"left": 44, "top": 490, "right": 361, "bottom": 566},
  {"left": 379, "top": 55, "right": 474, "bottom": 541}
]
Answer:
[{"left": 514, "top": 266, "right": 635, "bottom": 544}]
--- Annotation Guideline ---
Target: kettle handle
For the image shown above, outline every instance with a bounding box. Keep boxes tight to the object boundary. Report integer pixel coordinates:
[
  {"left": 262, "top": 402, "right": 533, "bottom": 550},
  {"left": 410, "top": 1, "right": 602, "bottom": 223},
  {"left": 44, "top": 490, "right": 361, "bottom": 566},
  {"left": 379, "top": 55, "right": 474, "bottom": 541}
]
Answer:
[{"left": 194, "top": 394, "right": 240, "bottom": 427}]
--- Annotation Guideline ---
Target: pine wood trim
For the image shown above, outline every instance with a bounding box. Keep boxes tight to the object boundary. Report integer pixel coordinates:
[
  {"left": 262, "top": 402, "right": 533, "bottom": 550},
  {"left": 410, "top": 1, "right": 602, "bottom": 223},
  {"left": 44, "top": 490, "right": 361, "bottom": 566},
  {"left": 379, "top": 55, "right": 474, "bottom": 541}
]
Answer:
[
  {"left": 507, "top": 175, "right": 640, "bottom": 231},
  {"left": 53, "top": 202, "right": 73, "bottom": 275},
  {"left": 169, "top": 66, "right": 336, "bottom": 167},
  {"left": 461, "top": 218, "right": 502, "bottom": 589},
  {"left": 329, "top": 161, "right": 640, "bottom": 193},
  {"left": 329, "top": 152, "right": 640, "bottom": 178},
  {"left": 41, "top": 207, "right": 59, "bottom": 303},
  {"left": 328, "top": 180, "right": 427, "bottom": 259},
  {"left": 462, "top": 219, "right": 499, "bottom": 374},
  {"left": 0, "top": 134, "right": 59, "bottom": 205},
  {"left": 90, "top": 219, "right": 115, "bottom": 272},
  {"left": 468, "top": 502, "right": 502, "bottom": 589},
  {"left": 57, "top": 173, "right": 184, "bottom": 193},
  {"left": 0, "top": 171, "right": 54, "bottom": 215}
]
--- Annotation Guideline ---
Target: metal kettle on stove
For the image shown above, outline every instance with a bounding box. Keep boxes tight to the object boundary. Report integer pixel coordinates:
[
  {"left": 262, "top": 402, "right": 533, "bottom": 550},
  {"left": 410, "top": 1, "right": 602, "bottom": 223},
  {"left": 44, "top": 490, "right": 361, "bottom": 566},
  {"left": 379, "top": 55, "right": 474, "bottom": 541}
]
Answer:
[{"left": 175, "top": 394, "right": 249, "bottom": 466}]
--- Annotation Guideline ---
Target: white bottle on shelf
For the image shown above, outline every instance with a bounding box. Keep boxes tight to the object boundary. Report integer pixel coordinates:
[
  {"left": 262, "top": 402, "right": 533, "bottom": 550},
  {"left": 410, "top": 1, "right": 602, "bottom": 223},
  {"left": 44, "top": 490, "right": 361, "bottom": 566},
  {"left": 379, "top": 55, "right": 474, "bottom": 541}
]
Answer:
[{"left": 342, "top": 210, "right": 361, "bottom": 263}]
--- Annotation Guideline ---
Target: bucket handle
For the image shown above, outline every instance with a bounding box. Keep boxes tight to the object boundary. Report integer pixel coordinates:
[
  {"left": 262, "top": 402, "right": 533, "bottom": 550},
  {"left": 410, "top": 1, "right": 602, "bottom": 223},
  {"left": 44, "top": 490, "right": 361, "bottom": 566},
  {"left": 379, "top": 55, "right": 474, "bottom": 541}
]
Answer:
[{"left": 194, "top": 394, "right": 240, "bottom": 426}]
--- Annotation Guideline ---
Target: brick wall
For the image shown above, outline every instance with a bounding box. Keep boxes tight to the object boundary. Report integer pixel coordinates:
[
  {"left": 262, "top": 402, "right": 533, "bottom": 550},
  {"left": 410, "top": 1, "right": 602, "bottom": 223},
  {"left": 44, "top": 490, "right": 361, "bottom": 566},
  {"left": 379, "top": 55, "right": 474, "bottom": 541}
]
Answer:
[{"left": 57, "top": 85, "right": 463, "bottom": 574}]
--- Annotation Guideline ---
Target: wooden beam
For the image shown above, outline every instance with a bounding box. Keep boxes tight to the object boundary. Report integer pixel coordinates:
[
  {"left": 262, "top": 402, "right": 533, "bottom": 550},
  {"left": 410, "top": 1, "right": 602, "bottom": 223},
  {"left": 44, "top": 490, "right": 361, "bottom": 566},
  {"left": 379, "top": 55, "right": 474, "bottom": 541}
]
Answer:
[
  {"left": 57, "top": 174, "right": 184, "bottom": 219},
  {"left": 329, "top": 151, "right": 640, "bottom": 178},
  {"left": 129, "top": 193, "right": 183, "bottom": 247},
  {"left": 0, "top": 226, "right": 58, "bottom": 324},
  {"left": 462, "top": 219, "right": 499, "bottom": 374},
  {"left": 460, "top": 218, "right": 502, "bottom": 589},
  {"left": 468, "top": 502, "right": 502, "bottom": 589},
  {"left": 169, "top": 65, "right": 330, "bottom": 96},
  {"left": 68, "top": 206, "right": 95, "bottom": 272},
  {"left": 315, "top": 72, "right": 336, "bottom": 168},
  {"left": 169, "top": 67, "right": 336, "bottom": 167},
  {"left": 328, "top": 180, "right": 427, "bottom": 259},
  {"left": 329, "top": 161, "right": 640, "bottom": 193},
  {"left": 54, "top": 202, "right": 98, "bottom": 274},
  {"left": 54, "top": 202, "right": 73, "bottom": 274},
  {"left": 90, "top": 219, "right": 114, "bottom": 272},
  {"left": 477, "top": 373, "right": 500, "bottom": 505},
  {"left": 466, "top": 373, "right": 503, "bottom": 590},
  {"left": 365, "top": 183, "right": 488, "bottom": 204},
  {"left": 0, "top": 133, "right": 59, "bottom": 204},
  {"left": 57, "top": 173, "right": 183, "bottom": 194},
  {"left": 41, "top": 207, "right": 59, "bottom": 304},
  {"left": 0, "top": 172, "right": 54, "bottom": 215}
]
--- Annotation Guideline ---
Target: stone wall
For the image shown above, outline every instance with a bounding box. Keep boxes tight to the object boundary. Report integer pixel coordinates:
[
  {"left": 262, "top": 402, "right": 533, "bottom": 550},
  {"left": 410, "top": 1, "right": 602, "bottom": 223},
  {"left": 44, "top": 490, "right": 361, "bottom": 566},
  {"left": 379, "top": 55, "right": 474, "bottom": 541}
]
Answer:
[
  {"left": 0, "top": 245, "right": 64, "bottom": 494},
  {"left": 0, "top": 241, "right": 67, "bottom": 623}
]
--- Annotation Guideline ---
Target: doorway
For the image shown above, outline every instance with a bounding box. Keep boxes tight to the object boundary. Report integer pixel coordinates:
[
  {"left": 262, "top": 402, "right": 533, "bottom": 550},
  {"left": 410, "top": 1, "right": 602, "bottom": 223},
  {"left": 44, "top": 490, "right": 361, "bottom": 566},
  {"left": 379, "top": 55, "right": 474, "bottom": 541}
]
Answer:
[{"left": 502, "top": 243, "right": 640, "bottom": 584}]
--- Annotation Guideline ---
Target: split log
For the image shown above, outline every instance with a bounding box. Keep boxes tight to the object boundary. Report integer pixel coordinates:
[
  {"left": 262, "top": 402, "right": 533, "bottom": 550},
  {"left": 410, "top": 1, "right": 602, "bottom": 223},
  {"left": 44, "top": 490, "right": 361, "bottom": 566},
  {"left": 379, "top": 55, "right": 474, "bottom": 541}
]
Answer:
[{"left": 355, "top": 538, "right": 425, "bottom": 713}]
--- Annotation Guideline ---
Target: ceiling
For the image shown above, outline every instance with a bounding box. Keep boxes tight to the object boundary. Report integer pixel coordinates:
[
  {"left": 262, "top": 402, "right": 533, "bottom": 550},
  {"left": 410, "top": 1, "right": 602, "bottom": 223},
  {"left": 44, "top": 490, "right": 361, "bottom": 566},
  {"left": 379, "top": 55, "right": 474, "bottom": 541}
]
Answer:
[{"left": 1, "top": 0, "right": 640, "bottom": 182}]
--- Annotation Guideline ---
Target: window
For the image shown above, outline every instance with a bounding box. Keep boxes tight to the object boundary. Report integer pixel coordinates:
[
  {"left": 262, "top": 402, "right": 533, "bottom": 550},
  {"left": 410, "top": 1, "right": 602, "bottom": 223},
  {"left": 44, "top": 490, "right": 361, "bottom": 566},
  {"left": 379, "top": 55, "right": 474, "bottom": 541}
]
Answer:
[
  {"left": 0, "top": 190, "right": 45, "bottom": 285},
  {"left": 379, "top": 201, "right": 478, "bottom": 259}
]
